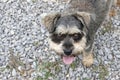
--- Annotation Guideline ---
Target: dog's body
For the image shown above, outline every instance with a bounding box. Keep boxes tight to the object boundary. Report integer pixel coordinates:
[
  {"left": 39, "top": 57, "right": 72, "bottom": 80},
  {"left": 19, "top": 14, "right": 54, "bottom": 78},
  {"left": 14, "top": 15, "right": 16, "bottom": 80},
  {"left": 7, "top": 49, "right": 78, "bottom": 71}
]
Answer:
[{"left": 42, "top": 0, "right": 112, "bottom": 67}]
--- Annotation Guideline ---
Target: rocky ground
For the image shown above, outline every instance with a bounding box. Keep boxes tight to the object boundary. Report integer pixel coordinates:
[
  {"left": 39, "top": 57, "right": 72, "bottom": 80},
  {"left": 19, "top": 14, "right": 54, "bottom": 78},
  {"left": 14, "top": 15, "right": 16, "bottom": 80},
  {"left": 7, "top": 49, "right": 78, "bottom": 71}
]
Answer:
[{"left": 0, "top": 0, "right": 120, "bottom": 80}]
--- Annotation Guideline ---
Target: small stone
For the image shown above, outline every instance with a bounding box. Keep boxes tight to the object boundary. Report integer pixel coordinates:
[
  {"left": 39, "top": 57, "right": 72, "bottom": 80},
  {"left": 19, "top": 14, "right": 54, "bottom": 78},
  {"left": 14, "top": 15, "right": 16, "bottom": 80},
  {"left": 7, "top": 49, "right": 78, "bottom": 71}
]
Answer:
[
  {"left": 25, "top": 47, "right": 31, "bottom": 51},
  {"left": 108, "top": 54, "right": 113, "bottom": 60},
  {"left": 12, "top": 69, "right": 16, "bottom": 76},
  {"left": 66, "top": 74, "right": 69, "bottom": 78},
  {"left": 25, "top": 64, "right": 31, "bottom": 70},
  {"left": 23, "top": 71, "right": 27, "bottom": 77},
  {"left": 43, "top": 0, "right": 56, "bottom": 2},
  {"left": 51, "top": 0, "right": 57, "bottom": 2},
  {"left": 93, "top": 58, "right": 99, "bottom": 65},
  {"left": 18, "top": 10, "right": 22, "bottom": 14},
  {"left": 28, "top": 78, "right": 33, "bottom": 80},
  {"left": 1, "top": 0, "right": 8, "bottom": 2},
  {"left": 0, "top": 52, "right": 4, "bottom": 55},
  {"left": 27, "top": 0, "right": 32, "bottom": 3},
  {"left": 5, "top": 28, "right": 9, "bottom": 34},
  {"left": 104, "top": 48, "right": 111, "bottom": 53},
  {"left": 40, "top": 13, "right": 47, "bottom": 20},
  {"left": 31, "top": 62, "right": 36, "bottom": 68},
  {"left": 10, "top": 30, "right": 15, "bottom": 35},
  {"left": 42, "top": 0, "right": 48, "bottom": 2},
  {"left": 98, "top": 50, "right": 104, "bottom": 56},
  {"left": 116, "top": 22, "right": 120, "bottom": 26},
  {"left": 116, "top": 64, "right": 120, "bottom": 69},
  {"left": 0, "top": 14, "right": 2, "bottom": 19},
  {"left": 32, "top": 22, "right": 38, "bottom": 28},
  {"left": 83, "top": 73, "right": 88, "bottom": 78},
  {"left": 41, "top": 27, "right": 46, "bottom": 33},
  {"left": 48, "top": 77, "right": 53, "bottom": 80},
  {"left": 59, "top": 5, "right": 65, "bottom": 9},
  {"left": 18, "top": 66, "right": 22, "bottom": 71},
  {"left": 28, "top": 59, "right": 34, "bottom": 63},
  {"left": 116, "top": 55, "right": 120, "bottom": 59},
  {"left": 104, "top": 60, "right": 109, "bottom": 64},
  {"left": 116, "top": 75, "right": 119, "bottom": 79}
]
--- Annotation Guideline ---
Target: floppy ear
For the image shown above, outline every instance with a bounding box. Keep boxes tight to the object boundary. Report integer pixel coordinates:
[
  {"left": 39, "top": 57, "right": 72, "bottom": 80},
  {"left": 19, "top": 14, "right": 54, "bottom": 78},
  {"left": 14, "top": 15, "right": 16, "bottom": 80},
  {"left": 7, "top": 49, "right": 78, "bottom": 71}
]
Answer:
[
  {"left": 73, "top": 12, "right": 91, "bottom": 27},
  {"left": 41, "top": 13, "right": 61, "bottom": 33}
]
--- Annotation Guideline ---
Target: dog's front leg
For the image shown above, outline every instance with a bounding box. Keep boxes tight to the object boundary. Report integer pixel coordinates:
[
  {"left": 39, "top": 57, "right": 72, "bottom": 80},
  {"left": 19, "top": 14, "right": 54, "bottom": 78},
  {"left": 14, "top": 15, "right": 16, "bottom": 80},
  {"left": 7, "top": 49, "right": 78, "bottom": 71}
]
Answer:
[{"left": 82, "top": 44, "right": 94, "bottom": 67}]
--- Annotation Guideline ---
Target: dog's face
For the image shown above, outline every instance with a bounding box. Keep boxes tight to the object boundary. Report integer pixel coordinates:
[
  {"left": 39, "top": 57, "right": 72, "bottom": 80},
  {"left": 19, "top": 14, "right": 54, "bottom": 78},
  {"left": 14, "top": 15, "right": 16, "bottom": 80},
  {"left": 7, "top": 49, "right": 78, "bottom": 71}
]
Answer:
[{"left": 42, "top": 12, "right": 91, "bottom": 64}]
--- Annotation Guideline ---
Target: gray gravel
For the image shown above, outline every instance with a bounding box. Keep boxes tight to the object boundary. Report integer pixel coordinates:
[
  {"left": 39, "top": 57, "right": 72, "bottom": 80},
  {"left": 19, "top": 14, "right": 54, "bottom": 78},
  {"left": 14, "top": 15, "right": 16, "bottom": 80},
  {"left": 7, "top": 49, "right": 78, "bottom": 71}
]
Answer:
[{"left": 0, "top": 0, "right": 120, "bottom": 80}]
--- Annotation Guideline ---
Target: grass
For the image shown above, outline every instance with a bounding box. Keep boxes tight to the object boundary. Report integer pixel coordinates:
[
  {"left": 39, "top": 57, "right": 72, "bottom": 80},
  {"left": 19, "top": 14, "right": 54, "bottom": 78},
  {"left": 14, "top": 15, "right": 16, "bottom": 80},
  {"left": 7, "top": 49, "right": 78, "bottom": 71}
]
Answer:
[
  {"left": 35, "top": 60, "right": 61, "bottom": 80},
  {"left": 35, "top": 76, "right": 43, "bottom": 80},
  {"left": 35, "top": 59, "right": 79, "bottom": 79},
  {"left": 0, "top": 67, "right": 7, "bottom": 72},
  {"left": 92, "top": 64, "right": 109, "bottom": 80},
  {"left": 98, "top": 65, "right": 109, "bottom": 80},
  {"left": 70, "top": 61, "right": 78, "bottom": 70},
  {"left": 32, "top": 0, "right": 38, "bottom": 3},
  {"left": 5, "top": 49, "right": 110, "bottom": 80},
  {"left": 101, "top": 21, "right": 113, "bottom": 35}
]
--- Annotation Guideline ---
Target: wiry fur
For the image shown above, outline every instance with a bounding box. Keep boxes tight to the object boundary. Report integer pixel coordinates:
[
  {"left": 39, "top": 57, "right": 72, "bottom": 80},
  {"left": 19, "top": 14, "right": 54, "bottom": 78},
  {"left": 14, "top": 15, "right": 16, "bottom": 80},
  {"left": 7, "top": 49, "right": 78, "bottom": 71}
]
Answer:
[{"left": 42, "top": 0, "right": 112, "bottom": 67}]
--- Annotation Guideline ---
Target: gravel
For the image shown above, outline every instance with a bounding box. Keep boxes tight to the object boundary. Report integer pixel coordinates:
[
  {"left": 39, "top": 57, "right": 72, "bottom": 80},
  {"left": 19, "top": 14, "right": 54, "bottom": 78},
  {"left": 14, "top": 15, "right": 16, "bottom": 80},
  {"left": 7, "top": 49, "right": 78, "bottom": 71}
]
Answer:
[{"left": 0, "top": 0, "right": 120, "bottom": 80}]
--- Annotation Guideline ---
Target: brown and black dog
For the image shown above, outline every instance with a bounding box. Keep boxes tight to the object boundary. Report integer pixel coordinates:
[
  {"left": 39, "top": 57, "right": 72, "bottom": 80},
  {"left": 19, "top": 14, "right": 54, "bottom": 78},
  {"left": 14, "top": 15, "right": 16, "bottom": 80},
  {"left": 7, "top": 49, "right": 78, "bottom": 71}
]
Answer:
[{"left": 42, "top": 0, "right": 112, "bottom": 67}]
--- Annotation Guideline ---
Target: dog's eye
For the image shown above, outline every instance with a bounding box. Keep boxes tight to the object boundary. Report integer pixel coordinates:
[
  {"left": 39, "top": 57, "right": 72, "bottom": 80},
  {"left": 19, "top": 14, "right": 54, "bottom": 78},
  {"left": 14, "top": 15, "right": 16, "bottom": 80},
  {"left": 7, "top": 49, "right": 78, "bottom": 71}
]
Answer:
[
  {"left": 57, "top": 34, "right": 66, "bottom": 40},
  {"left": 72, "top": 33, "right": 83, "bottom": 42},
  {"left": 51, "top": 34, "right": 66, "bottom": 43}
]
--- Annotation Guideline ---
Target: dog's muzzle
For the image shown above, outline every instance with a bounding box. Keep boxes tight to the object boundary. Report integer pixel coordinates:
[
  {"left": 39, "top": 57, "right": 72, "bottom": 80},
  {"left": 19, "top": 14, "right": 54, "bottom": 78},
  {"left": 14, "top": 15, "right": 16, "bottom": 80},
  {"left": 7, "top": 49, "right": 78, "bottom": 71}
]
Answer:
[
  {"left": 62, "top": 40, "right": 75, "bottom": 65},
  {"left": 62, "top": 39, "right": 74, "bottom": 56},
  {"left": 63, "top": 49, "right": 72, "bottom": 55}
]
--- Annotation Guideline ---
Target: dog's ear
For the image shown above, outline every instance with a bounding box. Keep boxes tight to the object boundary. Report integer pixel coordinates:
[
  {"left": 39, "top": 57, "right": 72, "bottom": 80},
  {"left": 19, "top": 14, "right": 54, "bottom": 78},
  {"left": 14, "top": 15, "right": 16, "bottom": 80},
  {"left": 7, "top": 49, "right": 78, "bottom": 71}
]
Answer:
[
  {"left": 41, "top": 13, "right": 61, "bottom": 33},
  {"left": 73, "top": 12, "right": 91, "bottom": 27}
]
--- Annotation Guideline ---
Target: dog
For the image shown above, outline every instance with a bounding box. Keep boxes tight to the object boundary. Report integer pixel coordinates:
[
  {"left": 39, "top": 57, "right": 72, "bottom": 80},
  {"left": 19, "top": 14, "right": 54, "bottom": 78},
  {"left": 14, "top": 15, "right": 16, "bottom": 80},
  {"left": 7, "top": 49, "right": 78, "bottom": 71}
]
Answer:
[{"left": 42, "top": 0, "right": 112, "bottom": 67}]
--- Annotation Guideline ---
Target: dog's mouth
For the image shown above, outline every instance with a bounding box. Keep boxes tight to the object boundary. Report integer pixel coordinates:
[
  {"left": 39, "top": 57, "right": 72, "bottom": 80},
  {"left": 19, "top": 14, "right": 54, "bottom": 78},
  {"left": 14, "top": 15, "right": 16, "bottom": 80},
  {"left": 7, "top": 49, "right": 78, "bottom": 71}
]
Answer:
[{"left": 62, "top": 55, "right": 75, "bottom": 65}]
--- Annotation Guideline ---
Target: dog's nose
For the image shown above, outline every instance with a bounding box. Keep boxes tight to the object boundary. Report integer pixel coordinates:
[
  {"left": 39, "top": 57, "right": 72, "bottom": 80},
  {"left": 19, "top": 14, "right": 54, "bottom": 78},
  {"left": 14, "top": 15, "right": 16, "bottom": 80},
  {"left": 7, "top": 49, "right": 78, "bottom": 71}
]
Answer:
[{"left": 64, "top": 49, "right": 72, "bottom": 56}]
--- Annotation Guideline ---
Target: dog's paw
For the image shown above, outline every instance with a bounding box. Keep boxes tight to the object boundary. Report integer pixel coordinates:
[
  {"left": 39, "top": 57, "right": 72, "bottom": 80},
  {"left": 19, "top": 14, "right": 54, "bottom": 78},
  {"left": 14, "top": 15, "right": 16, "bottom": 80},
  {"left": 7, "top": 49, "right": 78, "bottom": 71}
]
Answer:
[{"left": 82, "top": 53, "right": 93, "bottom": 67}]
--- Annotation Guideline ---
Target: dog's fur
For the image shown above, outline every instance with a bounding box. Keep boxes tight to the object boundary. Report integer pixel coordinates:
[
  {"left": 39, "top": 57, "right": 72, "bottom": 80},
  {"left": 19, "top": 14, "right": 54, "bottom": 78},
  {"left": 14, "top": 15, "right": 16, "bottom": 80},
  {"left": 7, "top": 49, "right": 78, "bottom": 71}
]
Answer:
[{"left": 42, "top": 0, "right": 112, "bottom": 67}]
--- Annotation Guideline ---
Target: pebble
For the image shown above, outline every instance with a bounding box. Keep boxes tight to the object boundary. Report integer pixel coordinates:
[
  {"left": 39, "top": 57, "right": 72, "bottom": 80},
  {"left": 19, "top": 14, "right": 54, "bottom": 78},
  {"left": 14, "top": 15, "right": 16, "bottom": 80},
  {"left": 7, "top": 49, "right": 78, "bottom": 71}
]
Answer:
[
  {"left": 82, "top": 73, "right": 88, "bottom": 78},
  {"left": 27, "top": 0, "right": 32, "bottom": 3},
  {"left": 40, "top": 27, "right": 46, "bottom": 33},
  {"left": 25, "top": 47, "right": 31, "bottom": 51},
  {"left": 108, "top": 55, "right": 113, "bottom": 60},
  {"left": 40, "top": 13, "right": 48, "bottom": 17},
  {"left": 10, "top": 30, "right": 15, "bottom": 35},
  {"left": 116, "top": 55, "right": 120, "bottom": 59},
  {"left": 98, "top": 50, "right": 104, "bottom": 56},
  {"left": 18, "top": 66, "right": 22, "bottom": 71},
  {"left": 12, "top": 69, "right": 17, "bottom": 76},
  {"left": 28, "top": 59, "right": 34, "bottom": 63},
  {"left": 1, "top": 0, "right": 8, "bottom": 2}
]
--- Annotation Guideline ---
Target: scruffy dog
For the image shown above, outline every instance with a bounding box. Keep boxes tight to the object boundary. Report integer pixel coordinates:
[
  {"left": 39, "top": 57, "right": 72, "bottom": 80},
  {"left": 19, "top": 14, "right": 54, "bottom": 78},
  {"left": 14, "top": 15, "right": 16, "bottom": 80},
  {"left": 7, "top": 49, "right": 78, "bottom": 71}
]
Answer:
[{"left": 42, "top": 0, "right": 112, "bottom": 67}]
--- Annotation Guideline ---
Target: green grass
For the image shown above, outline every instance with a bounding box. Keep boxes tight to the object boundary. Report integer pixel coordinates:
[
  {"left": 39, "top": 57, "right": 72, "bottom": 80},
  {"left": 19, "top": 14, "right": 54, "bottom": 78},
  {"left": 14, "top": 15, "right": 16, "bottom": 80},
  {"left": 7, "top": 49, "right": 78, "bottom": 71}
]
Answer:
[
  {"left": 32, "top": 0, "right": 38, "bottom": 3},
  {"left": 35, "top": 61, "right": 61, "bottom": 80},
  {"left": 0, "top": 67, "right": 6, "bottom": 72},
  {"left": 35, "top": 76, "right": 43, "bottom": 80},
  {"left": 70, "top": 61, "right": 78, "bottom": 70},
  {"left": 98, "top": 65, "right": 109, "bottom": 80},
  {"left": 33, "top": 41, "right": 41, "bottom": 47},
  {"left": 92, "top": 64, "right": 109, "bottom": 80},
  {"left": 101, "top": 21, "right": 113, "bottom": 35}
]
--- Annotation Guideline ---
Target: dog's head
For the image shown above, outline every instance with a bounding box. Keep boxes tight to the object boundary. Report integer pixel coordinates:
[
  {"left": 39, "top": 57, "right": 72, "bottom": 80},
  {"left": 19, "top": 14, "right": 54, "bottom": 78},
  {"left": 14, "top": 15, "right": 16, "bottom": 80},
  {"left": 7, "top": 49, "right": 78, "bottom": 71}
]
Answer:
[{"left": 42, "top": 12, "right": 91, "bottom": 64}]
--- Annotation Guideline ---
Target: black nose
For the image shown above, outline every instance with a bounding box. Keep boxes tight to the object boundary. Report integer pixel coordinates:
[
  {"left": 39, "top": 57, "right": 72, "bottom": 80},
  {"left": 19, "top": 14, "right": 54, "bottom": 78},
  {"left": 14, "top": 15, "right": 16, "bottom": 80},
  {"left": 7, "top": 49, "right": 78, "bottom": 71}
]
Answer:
[{"left": 64, "top": 49, "right": 72, "bottom": 56}]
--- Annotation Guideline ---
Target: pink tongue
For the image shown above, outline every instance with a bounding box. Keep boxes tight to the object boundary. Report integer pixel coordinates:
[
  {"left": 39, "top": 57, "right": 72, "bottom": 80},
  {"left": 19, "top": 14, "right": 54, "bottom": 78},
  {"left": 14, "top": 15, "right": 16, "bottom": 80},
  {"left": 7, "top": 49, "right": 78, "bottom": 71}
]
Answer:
[{"left": 63, "top": 56, "right": 75, "bottom": 65}]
